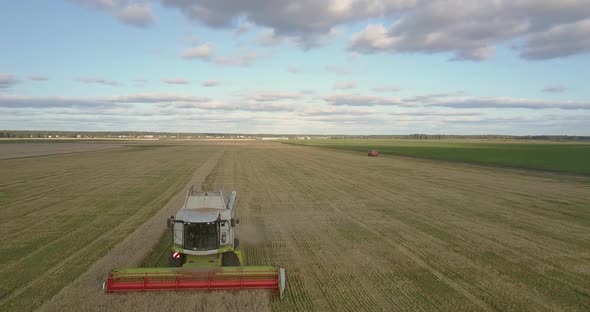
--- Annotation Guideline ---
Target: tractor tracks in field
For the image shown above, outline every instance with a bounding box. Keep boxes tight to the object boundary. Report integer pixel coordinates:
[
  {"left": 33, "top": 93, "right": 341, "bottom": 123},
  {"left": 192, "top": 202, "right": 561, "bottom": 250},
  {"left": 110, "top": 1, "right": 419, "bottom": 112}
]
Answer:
[
  {"left": 268, "top": 146, "right": 497, "bottom": 311},
  {"left": 283, "top": 147, "right": 590, "bottom": 309},
  {"left": 271, "top": 144, "right": 590, "bottom": 310},
  {"left": 14, "top": 150, "right": 225, "bottom": 312}
]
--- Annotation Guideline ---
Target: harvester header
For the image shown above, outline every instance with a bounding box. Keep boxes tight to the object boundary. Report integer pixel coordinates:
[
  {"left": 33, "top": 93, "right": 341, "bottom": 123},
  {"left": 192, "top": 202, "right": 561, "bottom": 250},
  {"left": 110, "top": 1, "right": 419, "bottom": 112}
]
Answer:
[{"left": 104, "top": 187, "right": 286, "bottom": 298}]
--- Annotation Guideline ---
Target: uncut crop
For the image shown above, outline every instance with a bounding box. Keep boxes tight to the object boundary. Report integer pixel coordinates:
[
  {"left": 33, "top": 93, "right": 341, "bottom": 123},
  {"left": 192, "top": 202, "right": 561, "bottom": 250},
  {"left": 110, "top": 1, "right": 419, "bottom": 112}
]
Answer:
[{"left": 287, "top": 139, "right": 590, "bottom": 175}]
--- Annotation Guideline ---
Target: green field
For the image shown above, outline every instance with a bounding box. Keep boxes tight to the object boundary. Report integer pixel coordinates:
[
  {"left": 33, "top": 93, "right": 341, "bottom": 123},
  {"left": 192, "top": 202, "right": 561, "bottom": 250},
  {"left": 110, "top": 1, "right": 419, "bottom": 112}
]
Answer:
[{"left": 286, "top": 139, "right": 590, "bottom": 175}]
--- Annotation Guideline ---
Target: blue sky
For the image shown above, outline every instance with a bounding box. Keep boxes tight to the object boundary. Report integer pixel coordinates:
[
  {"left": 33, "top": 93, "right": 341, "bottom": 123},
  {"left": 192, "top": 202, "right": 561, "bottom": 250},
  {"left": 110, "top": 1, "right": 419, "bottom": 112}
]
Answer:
[{"left": 1, "top": 0, "right": 589, "bottom": 134}]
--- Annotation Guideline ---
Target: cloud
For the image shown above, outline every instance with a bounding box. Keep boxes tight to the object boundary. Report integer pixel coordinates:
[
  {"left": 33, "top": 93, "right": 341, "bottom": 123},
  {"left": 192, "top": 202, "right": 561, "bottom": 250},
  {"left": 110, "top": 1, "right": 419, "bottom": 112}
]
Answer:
[
  {"left": 245, "top": 91, "right": 305, "bottom": 102},
  {"left": 115, "top": 3, "right": 153, "bottom": 26},
  {"left": 322, "top": 92, "right": 590, "bottom": 110},
  {"left": 256, "top": 29, "right": 283, "bottom": 46},
  {"left": 162, "top": 78, "right": 191, "bottom": 85},
  {"left": 404, "top": 93, "right": 457, "bottom": 103},
  {"left": 180, "top": 43, "right": 214, "bottom": 59},
  {"left": 0, "top": 74, "right": 19, "bottom": 89},
  {"left": 233, "top": 20, "right": 252, "bottom": 37},
  {"left": 77, "top": 77, "right": 121, "bottom": 86},
  {"left": 287, "top": 66, "right": 301, "bottom": 74},
  {"left": 202, "top": 80, "right": 220, "bottom": 87},
  {"left": 70, "top": 0, "right": 154, "bottom": 27},
  {"left": 348, "top": 1, "right": 590, "bottom": 61},
  {"left": 160, "top": 0, "right": 416, "bottom": 47},
  {"left": 161, "top": 0, "right": 590, "bottom": 60},
  {"left": 0, "top": 95, "right": 119, "bottom": 108},
  {"left": 333, "top": 81, "right": 357, "bottom": 90},
  {"left": 29, "top": 75, "right": 49, "bottom": 81},
  {"left": 215, "top": 50, "right": 258, "bottom": 67},
  {"left": 349, "top": 24, "right": 394, "bottom": 53},
  {"left": 541, "top": 85, "right": 568, "bottom": 93},
  {"left": 112, "top": 93, "right": 210, "bottom": 103},
  {"left": 372, "top": 86, "right": 401, "bottom": 93},
  {"left": 421, "top": 96, "right": 590, "bottom": 110},
  {"left": 300, "top": 107, "right": 375, "bottom": 117},
  {"left": 520, "top": 19, "right": 590, "bottom": 60},
  {"left": 323, "top": 94, "right": 401, "bottom": 106},
  {"left": 0, "top": 93, "right": 299, "bottom": 114},
  {"left": 325, "top": 64, "right": 354, "bottom": 75}
]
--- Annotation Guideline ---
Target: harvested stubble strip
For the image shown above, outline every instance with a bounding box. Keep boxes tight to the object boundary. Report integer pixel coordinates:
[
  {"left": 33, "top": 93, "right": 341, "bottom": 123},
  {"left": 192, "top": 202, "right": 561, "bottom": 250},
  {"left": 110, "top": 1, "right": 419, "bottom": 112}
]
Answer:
[{"left": 38, "top": 150, "right": 271, "bottom": 312}]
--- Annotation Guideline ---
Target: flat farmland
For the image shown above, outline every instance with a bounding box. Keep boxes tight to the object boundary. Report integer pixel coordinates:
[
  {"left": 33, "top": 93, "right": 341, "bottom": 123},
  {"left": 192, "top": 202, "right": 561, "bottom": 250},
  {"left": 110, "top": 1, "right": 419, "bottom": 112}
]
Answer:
[
  {"left": 0, "top": 142, "right": 123, "bottom": 159},
  {"left": 287, "top": 139, "right": 590, "bottom": 175},
  {"left": 2, "top": 142, "right": 589, "bottom": 311},
  {"left": 0, "top": 143, "right": 223, "bottom": 311},
  {"left": 199, "top": 143, "right": 590, "bottom": 311}
]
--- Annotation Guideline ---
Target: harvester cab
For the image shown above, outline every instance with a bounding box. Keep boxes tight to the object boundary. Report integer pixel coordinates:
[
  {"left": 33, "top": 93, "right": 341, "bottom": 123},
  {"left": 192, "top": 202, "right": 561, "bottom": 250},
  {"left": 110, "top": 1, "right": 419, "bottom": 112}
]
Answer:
[
  {"left": 167, "top": 187, "right": 243, "bottom": 268},
  {"left": 104, "top": 186, "right": 286, "bottom": 299}
]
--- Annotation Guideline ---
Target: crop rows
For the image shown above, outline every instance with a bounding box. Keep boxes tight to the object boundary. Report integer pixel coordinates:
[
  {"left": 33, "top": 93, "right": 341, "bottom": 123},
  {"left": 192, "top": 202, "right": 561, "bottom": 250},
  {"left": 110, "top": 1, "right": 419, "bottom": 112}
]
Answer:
[
  {"left": 195, "top": 143, "right": 590, "bottom": 311},
  {"left": 0, "top": 144, "right": 221, "bottom": 311}
]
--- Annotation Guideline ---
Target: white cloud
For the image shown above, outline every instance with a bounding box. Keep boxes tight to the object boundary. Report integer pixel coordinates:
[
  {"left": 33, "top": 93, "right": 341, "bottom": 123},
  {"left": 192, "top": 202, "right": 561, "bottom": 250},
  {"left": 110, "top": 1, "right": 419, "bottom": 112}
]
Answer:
[
  {"left": 115, "top": 3, "right": 153, "bottom": 26},
  {"left": 333, "top": 81, "right": 357, "bottom": 90},
  {"left": 256, "top": 29, "right": 283, "bottom": 46},
  {"left": 215, "top": 50, "right": 258, "bottom": 67},
  {"left": 113, "top": 93, "right": 210, "bottom": 103},
  {"left": 202, "top": 80, "right": 220, "bottom": 87},
  {"left": 372, "top": 86, "right": 401, "bottom": 93},
  {"left": 348, "top": 1, "right": 590, "bottom": 60},
  {"left": 162, "top": 78, "right": 191, "bottom": 85},
  {"left": 323, "top": 93, "right": 401, "bottom": 106},
  {"left": 322, "top": 92, "right": 590, "bottom": 110},
  {"left": 349, "top": 24, "right": 394, "bottom": 52},
  {"left": 161, "top": 0, "right": 417, "bottom": 47},
  {"left": 70, "top": 0, "right": 154, "bottom": 27},
  {"left": 245, "top": 91, "right": 305, "bottom": 102},
  {"left": 181, "top": 43, "right": 214, "bottom": 59},
  {"left": 0, "top": 74, "right": 19, "bottom": 88},
  {"left": 77, "top": 77, "right": 121, "bottom": 86},
  {"left": 325, "top": 64, "right": 354, "bottom": 75}
]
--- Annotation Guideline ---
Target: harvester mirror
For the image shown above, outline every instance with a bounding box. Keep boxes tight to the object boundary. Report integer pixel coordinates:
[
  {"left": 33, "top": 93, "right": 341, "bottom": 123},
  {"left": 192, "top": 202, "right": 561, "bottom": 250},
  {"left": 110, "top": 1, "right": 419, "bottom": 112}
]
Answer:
[
  {"left": 236, "top": 219, "right": 240, "bottom": 225},
  {"left": 230, "top": 218, "right": 236, "bottom": 227},
  {"left": 167, "top": 217, "right": 173, "bottom": 228}
]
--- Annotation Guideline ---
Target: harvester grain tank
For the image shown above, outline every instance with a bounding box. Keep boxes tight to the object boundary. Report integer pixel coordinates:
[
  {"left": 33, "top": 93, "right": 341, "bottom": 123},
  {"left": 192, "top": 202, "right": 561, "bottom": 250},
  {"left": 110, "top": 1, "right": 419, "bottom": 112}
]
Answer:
[
  {"left": 103, "top": 186, "right": 285, "bottom": 298},
  {"left": 368, "top": 150, "right": 379, "bottom": 157}
]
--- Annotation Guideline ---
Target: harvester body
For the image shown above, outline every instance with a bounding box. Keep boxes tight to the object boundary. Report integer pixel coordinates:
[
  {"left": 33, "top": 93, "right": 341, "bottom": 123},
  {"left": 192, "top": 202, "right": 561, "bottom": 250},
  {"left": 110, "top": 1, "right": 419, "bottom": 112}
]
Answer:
[
  {"left": 169, "top": 187, "right": 243, "bottom": 268},
  {"left": 104, "top": 187, "right": 285, "bottom": 298}
]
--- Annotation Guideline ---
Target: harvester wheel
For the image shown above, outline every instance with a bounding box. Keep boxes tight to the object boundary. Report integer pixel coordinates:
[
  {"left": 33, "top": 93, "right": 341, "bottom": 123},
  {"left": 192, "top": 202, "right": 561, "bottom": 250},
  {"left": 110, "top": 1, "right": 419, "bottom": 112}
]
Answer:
[
  {"left": 169, "top": 254, "right": 183, "bottom": 267},
  {"left": 222, "top": 251, "right": 240, "bottom": 266}
]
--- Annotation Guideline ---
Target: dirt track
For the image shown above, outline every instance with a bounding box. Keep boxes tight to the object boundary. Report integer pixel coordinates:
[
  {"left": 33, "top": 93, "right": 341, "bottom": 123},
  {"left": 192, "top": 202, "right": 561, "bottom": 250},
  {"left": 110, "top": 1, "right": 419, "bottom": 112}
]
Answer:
[{"left": 35, "top": 142, "right": 590, "bottom": 311}]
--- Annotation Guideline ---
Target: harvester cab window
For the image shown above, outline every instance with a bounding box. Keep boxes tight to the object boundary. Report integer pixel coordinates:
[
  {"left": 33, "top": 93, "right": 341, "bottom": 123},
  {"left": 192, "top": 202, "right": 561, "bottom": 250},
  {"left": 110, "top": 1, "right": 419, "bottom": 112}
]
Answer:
[{"left": 184, "top": 222, "right": 219, "bottom": 251}]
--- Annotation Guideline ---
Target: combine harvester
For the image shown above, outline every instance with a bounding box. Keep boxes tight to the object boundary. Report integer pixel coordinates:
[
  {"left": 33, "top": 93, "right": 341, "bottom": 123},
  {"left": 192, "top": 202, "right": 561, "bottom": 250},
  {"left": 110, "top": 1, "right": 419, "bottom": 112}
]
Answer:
[{"left": 104, "top": 186, "right": 286, "bottom": 298}]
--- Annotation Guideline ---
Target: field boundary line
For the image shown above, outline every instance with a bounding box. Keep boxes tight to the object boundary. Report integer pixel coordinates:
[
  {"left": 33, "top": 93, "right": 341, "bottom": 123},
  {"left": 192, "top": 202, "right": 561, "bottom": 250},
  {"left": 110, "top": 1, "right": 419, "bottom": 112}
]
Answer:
[
  {"left": 0, "top": 146, "right": 126, "bottom": 160},
  {"left": 281, "top": 142, "right": 590, "bottom": 179}
]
